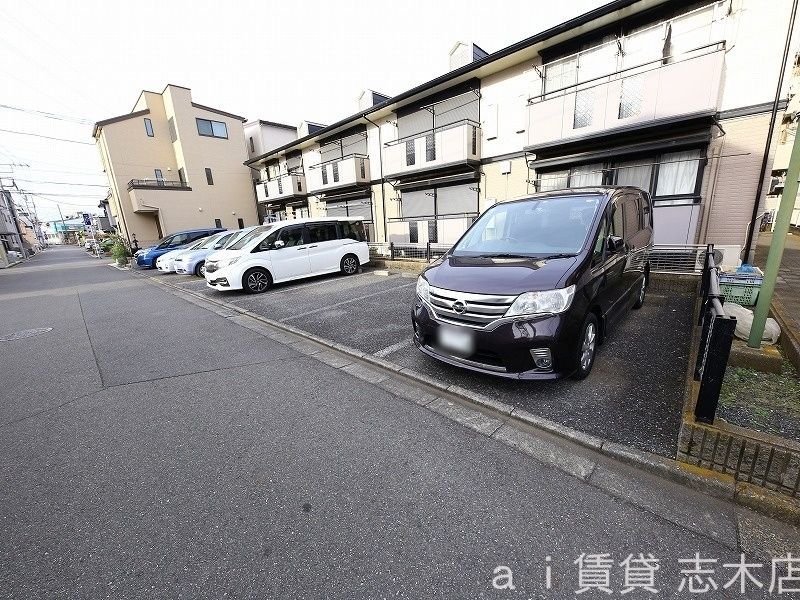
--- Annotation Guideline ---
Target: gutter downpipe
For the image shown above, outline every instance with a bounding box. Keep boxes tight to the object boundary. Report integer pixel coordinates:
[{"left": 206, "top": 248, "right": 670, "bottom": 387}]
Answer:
[
  {"left": 363, "top": 114, "right": 388, "bottom": 242},
  {"left": 741, "top": 0, "right": 798, "bottom": 262}
]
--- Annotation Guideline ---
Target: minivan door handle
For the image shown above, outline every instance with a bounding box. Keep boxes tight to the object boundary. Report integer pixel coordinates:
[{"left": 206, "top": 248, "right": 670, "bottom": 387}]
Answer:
[
  {"left": 309, "top": 245, "right": 318, "bottom": 248},
  {"left": 297, "top": 247, "right": 306, "bottom": 251}
]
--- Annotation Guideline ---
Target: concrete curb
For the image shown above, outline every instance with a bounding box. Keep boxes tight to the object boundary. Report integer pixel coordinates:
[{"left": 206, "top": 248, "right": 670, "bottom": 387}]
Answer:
[{"left": 138, "top": 270, "right": 800, "bottom": 524}]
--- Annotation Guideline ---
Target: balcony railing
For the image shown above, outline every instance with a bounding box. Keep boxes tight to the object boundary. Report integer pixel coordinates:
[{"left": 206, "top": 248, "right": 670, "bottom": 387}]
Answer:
[
  {"left": 306, "top": 154, "right": 371, "bottom": 193},
  {"left": 127, "top": 179, "right": 190, "bottom": 191},
  {"left": 383, "top": 120, "right": 481, "bottom": 178},
  {"left": 527, "top": 43, "right": 725, "bottom": 148},
  {"left": 255, "top": 173, "right": 307, "bottom": 203}
]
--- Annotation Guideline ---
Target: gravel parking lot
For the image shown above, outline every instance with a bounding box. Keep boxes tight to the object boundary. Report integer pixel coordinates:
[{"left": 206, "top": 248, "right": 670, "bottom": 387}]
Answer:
[{"left": 145, "top": 267, "right": 694, "bottom": 457}]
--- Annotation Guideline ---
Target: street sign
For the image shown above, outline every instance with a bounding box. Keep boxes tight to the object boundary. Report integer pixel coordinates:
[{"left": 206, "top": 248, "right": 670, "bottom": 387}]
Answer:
[{"left": 82, "top": 213, "right": 92, "bottom": 226}]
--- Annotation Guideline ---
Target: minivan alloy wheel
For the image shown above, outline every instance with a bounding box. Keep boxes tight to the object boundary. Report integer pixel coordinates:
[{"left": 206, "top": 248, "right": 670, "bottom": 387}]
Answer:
[
  {"left": 580, "top": 322, "right": 596, "bottom": 371},
  {"left": 342, "top": 255, "right": 358, "bottom": 275},
  {"left": 246, "top": 271, "right": 270, "bottom": 293}
]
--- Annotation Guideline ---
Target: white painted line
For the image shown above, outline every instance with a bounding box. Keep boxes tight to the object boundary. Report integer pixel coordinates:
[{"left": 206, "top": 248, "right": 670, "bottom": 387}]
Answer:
[
  {"left": 373, "top": 338, "right": 413, "bottom": 358},
  {"left": 281, "top": 282, "right": 415, "bottom": 321}
]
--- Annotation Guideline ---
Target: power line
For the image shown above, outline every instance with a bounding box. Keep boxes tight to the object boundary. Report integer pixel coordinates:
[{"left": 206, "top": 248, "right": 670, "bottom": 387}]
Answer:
[
  {"left": 0, "top": 103, "right": 92, "bottom": 124},
  {"left": 6, "top": 178, "right": 108, "bottom": 188},
  {"left": 0, "top": 128, "right": 94, "bottom": 145}
]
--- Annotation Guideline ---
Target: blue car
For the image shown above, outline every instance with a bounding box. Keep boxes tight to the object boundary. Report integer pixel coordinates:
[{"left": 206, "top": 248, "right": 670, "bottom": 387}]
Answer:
[{"left": 134, "top": 227, "right": 225, "bottom": 268}]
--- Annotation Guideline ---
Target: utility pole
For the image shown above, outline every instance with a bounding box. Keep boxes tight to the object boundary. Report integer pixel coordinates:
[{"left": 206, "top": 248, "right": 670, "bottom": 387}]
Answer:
[{"left": 748, "top": 112, "right": 800, "bottom": 347}]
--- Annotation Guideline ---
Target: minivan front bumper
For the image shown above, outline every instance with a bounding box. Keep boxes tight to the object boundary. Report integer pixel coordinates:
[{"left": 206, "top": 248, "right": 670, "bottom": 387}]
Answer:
[{"left": 411, "top": 297, "right": 581, "bottom": 379}]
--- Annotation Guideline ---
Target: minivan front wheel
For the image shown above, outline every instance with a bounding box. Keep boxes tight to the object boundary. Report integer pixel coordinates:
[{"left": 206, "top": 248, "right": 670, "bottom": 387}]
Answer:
[
  {"left": 194, "top": 261, "right": 206, "bottom": 277},
  {"left": 341, "top": 254, "right": 359, "bottom": 275},
  {"left": 572, "top": 313, "right": 599, "bottom": 380},
  {"left": 243, "top": 268, "right": 271, "bottom": 293}
]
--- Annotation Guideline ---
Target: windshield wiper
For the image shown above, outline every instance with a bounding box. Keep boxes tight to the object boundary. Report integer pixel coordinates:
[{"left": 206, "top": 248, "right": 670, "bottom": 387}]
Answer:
[
  {"left": 477, "top": 253, "right": 530, "bottom": 259},
  {"left": 538, "top": 253, "right": 577, "bottom": 260}
]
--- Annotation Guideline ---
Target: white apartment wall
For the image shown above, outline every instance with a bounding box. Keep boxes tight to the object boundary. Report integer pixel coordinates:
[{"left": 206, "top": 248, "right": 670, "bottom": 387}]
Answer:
[
  {"left": 244, "top": 122, "right": 296, "bottom": 159},
  {"left": 721, "top": 0, "right": 799, "bottom": 111},
  {"left": 480, "top": 58, "right": 541, "bottom": 159}
]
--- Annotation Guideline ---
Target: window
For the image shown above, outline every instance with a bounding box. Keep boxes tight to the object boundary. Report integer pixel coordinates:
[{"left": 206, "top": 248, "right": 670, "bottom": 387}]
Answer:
[
  {"left": 170, "top": 233, "right": 190, "bottom": 247},
  {"left": 235, "top": 218, "right": 243, "bottom": 229},
  {"left": 425, "top": 133, "right": 436, "bottom": 161},
  {"left": 484, "top": 103, "right": 498, "bottom": 140},
  {"left": 340, "top": 220, "right": 366, "bottom": 242},
  {"left": 619, "top": 76, "right": 645, "bottom": 119},
  {"left": 537, "top": 170, "right": 569, "bottom": 191},
  {"left": 278, "top": 226, "right": 305, "bottom": 247},
  {"left": 144, "top": 118, "right": 154, "bottom": 137},
  {"left": 622, "top": 195, "right": 641, "bottom": 239},
  {"left": 614, "top": 158, "right": 652, "bottom": 190},
  {"left": 249, "top": 136, "right": 255, "bottom": 153},
  {"left": 306, "top": 223, "right": 338, "bottom": 243},
  {"left": 168, "top": 117, "right": 177, "bottom": 143},
  {"left": 427, "top": 220, "right": 438, "bottom": 244},
  {"left": 321, "top": 166, "right": 328, "bottom": 185},
  {"left": 409, "top": 221, "right": 419, "bottom": 243},
  {"left": 655, "top": 150, "right": 701, "bottom": 196},
  {"left": 452, "top": 195, "right": 601, "bottom": 257},
  {"left": 332, "top": 161, "right": 339, "bottom": 182},
  {"left": 544, "top": 56, "right": 577, "bottom": 95},
  {"left": 405, "top": 140, "right": 415, "bottom": 166},
  {"left": 277, "top": 178, "right": 283, "bottom": 194},
  {"left": 178, "top": 167, "right": 186, "bottom": 185},
  {"left": 214, "top": 218, "right": 222, "bottom": 228},
  {"left": 573, "top": 89, "right": 594, "bottom": 129},
  {"left": 592, "top": 216, "right": 609, "bottom": 265},
  {"left": 611, "top": 203, "right": 624, "bottom": 238},
  {"left": 569, "top": 163, "right": 604, "bottom": 187},
  {"left": 154, "top": 169, "right": 164, "bottom": 185},
  {"left": 205, "top": 168, "right": 214, "bottom": 185},
  {"left": 196, "top": 118, "right": 228, "bottom": 139}
]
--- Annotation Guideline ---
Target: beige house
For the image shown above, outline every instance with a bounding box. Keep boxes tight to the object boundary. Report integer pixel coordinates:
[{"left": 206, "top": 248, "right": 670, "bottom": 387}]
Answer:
[{"left": 93, "top": 85, "right": 258, "bottom": 247}]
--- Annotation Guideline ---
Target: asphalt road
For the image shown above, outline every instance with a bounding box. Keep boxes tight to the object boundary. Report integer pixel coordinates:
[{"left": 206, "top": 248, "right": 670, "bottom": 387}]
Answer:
[
  {"left": 1, "top": 246, "right": 797, "bottom": 599},
  {"left": 154, "top": 263, "right": 692, "bottom": 457}
]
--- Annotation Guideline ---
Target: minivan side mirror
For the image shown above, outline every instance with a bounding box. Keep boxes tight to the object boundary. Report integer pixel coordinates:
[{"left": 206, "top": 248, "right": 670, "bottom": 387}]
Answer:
[
  {"left": 607, "top": 235, "right": 625, "bottom": 253},
  {"left": 273, "top": 239, "right": 285, "bottom": 249}
]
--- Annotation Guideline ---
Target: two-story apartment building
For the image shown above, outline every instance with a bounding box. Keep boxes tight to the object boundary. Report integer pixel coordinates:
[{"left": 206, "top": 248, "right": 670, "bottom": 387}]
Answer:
[
  {"left": 246, "top": 0, "right": 797, "bottom": 252},
  {"left": 0, "top": 189, "right": 24, "bottom": 266},
  {"left": 93, "top": 85, "right": 259, "bottom": 247}
]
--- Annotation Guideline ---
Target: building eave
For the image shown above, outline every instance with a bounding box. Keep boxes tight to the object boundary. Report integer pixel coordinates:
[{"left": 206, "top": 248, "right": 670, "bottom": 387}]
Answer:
[
  {"left": 92, "top": 109, "right": 151, "bottom": 138},
  {"left": 191, "top": 102, "right": 246, "bottom": 123}
]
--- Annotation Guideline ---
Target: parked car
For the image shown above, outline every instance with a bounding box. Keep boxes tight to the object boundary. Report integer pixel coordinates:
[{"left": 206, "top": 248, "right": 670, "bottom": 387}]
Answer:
[
  {"left": 134, "top": 227, "right": 225, "bottom": 268},
  {"left": 174, "top": 227, "right": 260, "bottom": 277},
  {"left": 412, "top": 186, "right": 653, "bottom": 380},
  {"left": 155, "top": 236, "right": 212, "bottom": 273},
  {"left": 204, "top": 217, "right": 369, "bottom": 293}
]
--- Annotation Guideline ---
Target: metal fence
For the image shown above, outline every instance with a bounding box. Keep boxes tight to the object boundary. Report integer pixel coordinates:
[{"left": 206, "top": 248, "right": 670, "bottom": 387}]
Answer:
[
  {"left": 369, "top": 242, "right": 712, "bottom": 274},
  {"left": 692, "top": 244, "right": 737, "bottom": 424}
]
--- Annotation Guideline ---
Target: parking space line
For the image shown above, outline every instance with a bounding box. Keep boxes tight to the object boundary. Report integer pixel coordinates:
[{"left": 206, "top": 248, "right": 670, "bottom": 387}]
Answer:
[
  {"left": 374, "top": 338, "right": 413, "bottom": 358},
  {"left": 280, "top": 282, "right": 415, "bottom": 321}
]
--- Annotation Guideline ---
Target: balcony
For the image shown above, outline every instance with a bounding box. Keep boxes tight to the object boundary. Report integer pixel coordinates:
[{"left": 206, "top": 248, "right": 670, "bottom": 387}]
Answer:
[
  {"left": 255, "top": 173, "right": 307, "bottom": 203},
  {"left": 126, "top": 179, "right": 192, "bottom": 213},
  {"left": 306, "top": 154, "right": 371, "bottom": 194},
  {"left": 127, "top": 178, "right": 191, "bottom": 191},
  {"left": 527, "top": 44, "right": 725, "bottom": 149},
  {"left": 383, "top": 120, "right": 481, "bottom": 178}
]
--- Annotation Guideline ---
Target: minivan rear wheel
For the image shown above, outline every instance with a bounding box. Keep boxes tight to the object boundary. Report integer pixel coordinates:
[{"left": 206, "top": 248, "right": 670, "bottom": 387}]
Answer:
[
  {"left": 341, "top": 254, "right": 359, "bottom": 275},
  {"left": 243, "top": 268, "right": 272, "bottom": 293},
  {"left": 632, "top": 274, "right": 646, "bottom": 309},
  {"left": 572, "top": 313, "right": 599, "bottom": 380}
]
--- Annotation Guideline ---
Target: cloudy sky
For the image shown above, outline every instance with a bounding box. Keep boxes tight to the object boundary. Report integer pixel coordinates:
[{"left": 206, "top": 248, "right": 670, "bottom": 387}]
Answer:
[{"left": 0, "top": 0, "right": 600, "bottom": 222}]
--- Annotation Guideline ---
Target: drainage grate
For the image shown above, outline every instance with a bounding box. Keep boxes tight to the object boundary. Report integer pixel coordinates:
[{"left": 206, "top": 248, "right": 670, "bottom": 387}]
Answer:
[{"left": 0, "top": 327, "right": 53, "bottom": 342}]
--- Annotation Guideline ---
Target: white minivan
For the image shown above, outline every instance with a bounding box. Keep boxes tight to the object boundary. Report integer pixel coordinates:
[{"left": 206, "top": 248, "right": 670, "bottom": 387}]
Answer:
[{"left": 203, "top": 217, "right": 370, "bottom": 293}]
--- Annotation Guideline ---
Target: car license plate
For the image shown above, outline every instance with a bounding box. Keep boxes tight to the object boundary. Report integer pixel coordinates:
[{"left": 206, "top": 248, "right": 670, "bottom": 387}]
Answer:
[{"left": 437, "top": 325, "right": 475, "bottom": 355}]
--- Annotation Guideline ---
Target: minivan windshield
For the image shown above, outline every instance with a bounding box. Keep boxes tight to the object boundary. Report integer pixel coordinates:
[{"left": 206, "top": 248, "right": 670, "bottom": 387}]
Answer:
[
  {"left": 451, "top": 195, "right": 601, "bottom": 258},
  {"left": 227, "top": 226, "right": 273, "bottom": 251}
]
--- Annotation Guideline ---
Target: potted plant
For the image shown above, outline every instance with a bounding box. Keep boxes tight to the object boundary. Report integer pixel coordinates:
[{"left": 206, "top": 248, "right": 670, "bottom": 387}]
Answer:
[{"left": 111, "top": 239, "right": 129, "bottom": 266}]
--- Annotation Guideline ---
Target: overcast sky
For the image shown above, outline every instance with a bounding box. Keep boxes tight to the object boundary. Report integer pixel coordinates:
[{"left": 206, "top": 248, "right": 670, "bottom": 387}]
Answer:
[{"left": 0, "top": 0, "right": 601, "bottom": 222}]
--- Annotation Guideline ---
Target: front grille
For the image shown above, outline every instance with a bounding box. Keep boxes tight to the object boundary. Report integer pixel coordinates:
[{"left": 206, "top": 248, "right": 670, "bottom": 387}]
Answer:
[{"left": 428, "top": 285, "right": 516, "bottom": 329}]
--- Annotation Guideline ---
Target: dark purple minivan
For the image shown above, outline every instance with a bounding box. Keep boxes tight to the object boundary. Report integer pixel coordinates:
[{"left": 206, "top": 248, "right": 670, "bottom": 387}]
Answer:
[{"left": 411, "top": 187, "right": 654, "bottom": 380}]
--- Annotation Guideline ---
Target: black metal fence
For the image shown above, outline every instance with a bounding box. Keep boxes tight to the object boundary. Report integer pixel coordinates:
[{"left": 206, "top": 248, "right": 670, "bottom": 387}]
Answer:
[{"left": 693, "top": 244, "right": 737, "bottom": 424}]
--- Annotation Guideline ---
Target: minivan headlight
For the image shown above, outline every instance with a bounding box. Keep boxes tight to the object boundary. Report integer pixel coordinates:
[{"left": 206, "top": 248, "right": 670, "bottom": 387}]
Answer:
[
  {"left": 416, "top": 276, "right": 430, "bottom": 303},
  {"left": 506, "top": 285, "right": 576, "bottom": 317}
]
